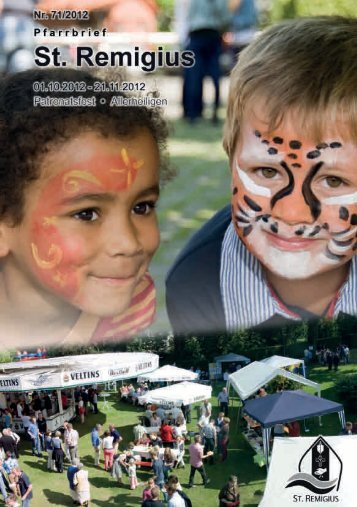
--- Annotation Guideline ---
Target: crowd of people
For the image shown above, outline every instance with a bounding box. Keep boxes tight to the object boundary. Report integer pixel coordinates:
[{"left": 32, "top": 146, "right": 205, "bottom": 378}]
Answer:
[
  {"left": 0, "top": 385, "right": 100, "bottom": 506},
  {"left": 0, "top": 423, "right": 32, "bottom": 505},
  {"left": 87, "top": 393, "right": 235, "bottom": 506},
  {"left": 0, "top": 362, "right": 243, "bottom": 506},
  {"left": 1, "top": 365, "right": 355, "bottom": 505},
  {"left": 5, "top": 352, "right": 354, "bottom": 505},
  {"left": 0, "top": 377, "right": 240, "bottom": 506},
  {"left": 316, "top": 344, "right": 350, "bottom": 370}
]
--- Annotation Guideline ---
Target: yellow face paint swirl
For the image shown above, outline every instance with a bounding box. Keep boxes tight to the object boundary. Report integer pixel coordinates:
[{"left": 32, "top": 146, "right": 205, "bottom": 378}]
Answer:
[
  {"left": 62, "top": 170, "right": 103, "bottom": 193},
  {"left": 31, "top": 243, "right": 63, "bottom": 270},
  {"left": 42, "top": 216, "right": 58, "bottom": 227},
  {"left": 121, "top": 148, "right": 130, "bottom": 166}
]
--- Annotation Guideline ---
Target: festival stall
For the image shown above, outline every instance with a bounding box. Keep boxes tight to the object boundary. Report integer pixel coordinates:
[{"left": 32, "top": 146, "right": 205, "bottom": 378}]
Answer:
[
  {"left": 227, "top": 361, "right": 321, "bottom": 463},
  {"left": 227, "top": 361, "right": 320, "bottom": 401},
  {"left": 212, "top": 353, "right": 251, "bottom": 379},
  {"left": 0, "top": 352, "right": 158, "bottom": 432},
  {"left": 137, "top": 364, "right": 198, "bottom": 383},
  {"left": 138, "top": 380, "right": 212, "bottom": 408},
  {"left": 243, "top": 390, "right": 345, "bottom": 469}
]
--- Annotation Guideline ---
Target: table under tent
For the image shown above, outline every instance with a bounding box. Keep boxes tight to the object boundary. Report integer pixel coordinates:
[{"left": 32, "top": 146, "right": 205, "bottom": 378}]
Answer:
[
  {"left": 226, "top": 360, "right": 322, "bottom": 465},
  {"left": 227, "top": 360, "right": 321, "bottom": 404},
  {"left": 243, "top": 390, "right": 345, "bottom": 469}
]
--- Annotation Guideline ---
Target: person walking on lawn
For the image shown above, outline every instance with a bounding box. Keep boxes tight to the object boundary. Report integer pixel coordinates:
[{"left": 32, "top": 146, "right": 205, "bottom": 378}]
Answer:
[{"left": 188, "top": 434, "right": 212, "bottom": 488}]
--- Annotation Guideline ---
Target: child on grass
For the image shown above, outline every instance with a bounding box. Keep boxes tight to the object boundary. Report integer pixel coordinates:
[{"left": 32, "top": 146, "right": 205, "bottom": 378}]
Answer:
[
  {"left": 142, "top": 477, "right": 156, "bottom": 501},
  {"left": 111, "top": 454, "right": 124, "bottom": 485},
  {"left": 0, "top": 67, "right": 171, "bottom": 349},
  {"left": 166, "top": 16, "right": 357, "bottom": 336},
  {"left": 127, "top": 457, "right": 138, "bottom": 490}
]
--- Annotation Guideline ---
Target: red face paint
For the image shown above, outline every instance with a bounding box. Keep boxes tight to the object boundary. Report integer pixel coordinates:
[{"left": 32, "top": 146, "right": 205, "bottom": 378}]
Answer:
[
  {"left": 30, "top": 148, "right": 144, "bottom": 298},
  {"left": 0, "top": 130, "right": 160, "bottom": 323}
]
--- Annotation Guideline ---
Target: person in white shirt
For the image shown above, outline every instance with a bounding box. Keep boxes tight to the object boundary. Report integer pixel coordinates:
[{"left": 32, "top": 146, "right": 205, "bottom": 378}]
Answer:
[
  {"left": 149, "top": 413, "right": 161, "bottom": 428},
  {"left": 20, "top": 414, "right": 30, "bottom": 437},
  {"left": 63, "top": 421, "right": 71, "bottom": 461},
  {"left": 102, "top": 431, "right": 114, "bottom": 471},
  {"left": 200, "top": 400, "right": 212, "bottom": 418},
  {"left": 167, "top": 485, "right": 185, "bottom": 507},
  {"left": 66, "top": 423, "right": 79, "bottom": 464},
  {"left": 217, "top": 387, "right": 229, "bottom": 416},
  {"left": 16, "top": 402, "right": 23, "bottom": 419},
  {"left": 133, "top": 419, "right": 146, "bottom": 443}
]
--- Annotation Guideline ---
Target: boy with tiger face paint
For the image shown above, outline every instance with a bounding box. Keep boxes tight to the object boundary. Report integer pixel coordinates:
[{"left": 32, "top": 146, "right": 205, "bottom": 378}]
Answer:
[
  {"left": 232, "top": 109, "right": 356, "bottom": 283},
  {"left": 166, "top": 16, "right": 357, "bottom": 334}
]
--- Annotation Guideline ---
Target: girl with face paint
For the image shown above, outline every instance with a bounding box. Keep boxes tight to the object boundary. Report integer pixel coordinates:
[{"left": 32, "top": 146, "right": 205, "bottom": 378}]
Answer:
[
  {"left": 166, "top": 16, "right": 357, "bottom": 335},
  {"left": 0, "top": 69, "right": 172, "bottom": 349}
]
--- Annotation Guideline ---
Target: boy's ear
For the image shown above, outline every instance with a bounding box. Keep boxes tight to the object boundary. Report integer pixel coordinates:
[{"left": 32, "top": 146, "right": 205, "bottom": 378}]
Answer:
[{"left": 0, "top": 223, "right": 11, "bottom": 257}]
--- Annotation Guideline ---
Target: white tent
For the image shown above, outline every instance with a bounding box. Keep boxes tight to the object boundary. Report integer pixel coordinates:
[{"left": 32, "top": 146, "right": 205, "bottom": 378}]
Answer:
[
  {"left": 0, "top": 352, "right": 158, "bottom": 433},
  {"left": 0, "top": 352, "right": 159, "bottom": 391},
  {"left": 137, "top": 365, "right": 198, "bottom": 383},
  {"left": 227, "top": 361, "right": 320, "bottom": 401},
  {"left": 260, "top": 355, "right": 306, "bottom": 377},
  {"left": 138, "top": 381, "right": 212, "bottom": 407}
]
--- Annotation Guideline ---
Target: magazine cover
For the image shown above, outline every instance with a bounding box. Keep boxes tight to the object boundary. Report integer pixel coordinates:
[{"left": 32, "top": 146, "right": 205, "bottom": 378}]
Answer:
[{"left": 0, "top": 1, "right": 356, "bottom": 506}]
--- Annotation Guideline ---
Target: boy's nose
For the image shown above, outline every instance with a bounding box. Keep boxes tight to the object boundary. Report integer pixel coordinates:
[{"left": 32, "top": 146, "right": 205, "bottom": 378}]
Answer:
[
  {"left": 271, "top": 187, "right": 316, "bottom": 225},
  {"left": 103, "top": 216, "right": 143, "bottom": 257}
]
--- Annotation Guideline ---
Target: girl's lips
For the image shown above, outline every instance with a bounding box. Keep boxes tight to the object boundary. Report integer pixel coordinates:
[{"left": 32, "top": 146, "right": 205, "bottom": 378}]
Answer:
[
  {"left": 265, "top": 232, "right": 319, "bottom": 251},
  {"left": 89, "top": 275, "right": 136, "bottom": 286}
]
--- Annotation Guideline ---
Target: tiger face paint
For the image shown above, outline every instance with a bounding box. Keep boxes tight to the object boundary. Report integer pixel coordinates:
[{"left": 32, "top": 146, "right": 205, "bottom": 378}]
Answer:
[
  {"left": 2, "top": 130, "right": 160, "bottom": 318},
  {"left": 231, "top": 112, "right": 357, "bottom": 280}
]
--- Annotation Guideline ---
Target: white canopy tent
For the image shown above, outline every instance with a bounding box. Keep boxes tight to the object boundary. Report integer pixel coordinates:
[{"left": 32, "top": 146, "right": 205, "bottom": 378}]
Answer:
[
  {"left": 138, "top": 381, "right": 212, "bottom": 407},
  {"left": 260, "top": 355, "right": 306, "bottom": 377},
  {"left": 0, "top": 352, "right": 158, "bottom": 432},
  {"left": 227, "top": 361, "right": 320, "bottom": 401},
  {"left": 0, "top": 352, "right": 159, "bottom": 390},
  {"left": 137, "top": 364, "right": 198, "bottom": 383}
]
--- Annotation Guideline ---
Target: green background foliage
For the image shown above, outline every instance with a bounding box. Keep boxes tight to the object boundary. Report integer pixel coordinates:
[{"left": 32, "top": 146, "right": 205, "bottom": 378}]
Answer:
[
  {"left": 264, "top": 0, "right": 356, "bottom": 23},
  {"left": 335, "top": 374, "right": 357, "bottom": 412}
]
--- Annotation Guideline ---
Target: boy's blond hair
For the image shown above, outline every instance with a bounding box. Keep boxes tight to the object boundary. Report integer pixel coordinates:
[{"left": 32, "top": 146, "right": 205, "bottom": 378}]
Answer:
[{"left": 223, "top": 16, "right": 357, "bottom": 162}]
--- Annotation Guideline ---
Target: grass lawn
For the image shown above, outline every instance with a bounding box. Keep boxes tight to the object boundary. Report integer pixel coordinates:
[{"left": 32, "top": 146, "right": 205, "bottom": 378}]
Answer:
[
  {"left": 17, "top": 357, "right": 356, "bottom": 506},
  {"left": 149, "top": 108, "right": 231, "bottom": 333}
]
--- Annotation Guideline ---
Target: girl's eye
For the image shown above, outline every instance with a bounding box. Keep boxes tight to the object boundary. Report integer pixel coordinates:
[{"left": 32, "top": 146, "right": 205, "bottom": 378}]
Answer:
[
  {"left": 325, "top": 176, "right": 343, "bottom": 188},
  {"left": 73, "top": 209, "right": 99, "bottom": 221},
  {"left": 132, "top": 201, "right": 156, "bottom": 216}
]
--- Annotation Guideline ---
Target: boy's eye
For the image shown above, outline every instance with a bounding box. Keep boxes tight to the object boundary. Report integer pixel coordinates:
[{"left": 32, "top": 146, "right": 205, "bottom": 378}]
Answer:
[
  {"left": 132, "top": 201, "right": 157, "bottom": 216},
  {"left": 325, "top": 176, "right": 343, "bottom": 188},
  {"left": 73, "top": 209, "right": 99, "bottom": 221},
  {"left": 255, "top": 167, "right": 278, "bottom": 179}
]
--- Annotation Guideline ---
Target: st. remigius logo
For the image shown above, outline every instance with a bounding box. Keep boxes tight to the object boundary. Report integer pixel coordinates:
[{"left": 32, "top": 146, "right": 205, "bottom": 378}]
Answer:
[{"left": 285, "top": 436, "right": 342, "bottom": 496}]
